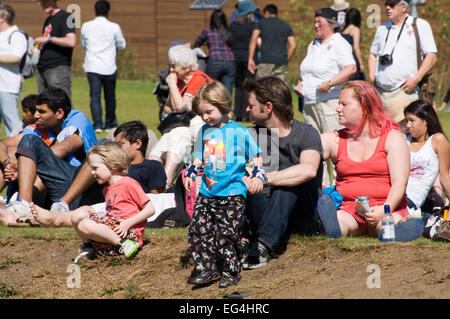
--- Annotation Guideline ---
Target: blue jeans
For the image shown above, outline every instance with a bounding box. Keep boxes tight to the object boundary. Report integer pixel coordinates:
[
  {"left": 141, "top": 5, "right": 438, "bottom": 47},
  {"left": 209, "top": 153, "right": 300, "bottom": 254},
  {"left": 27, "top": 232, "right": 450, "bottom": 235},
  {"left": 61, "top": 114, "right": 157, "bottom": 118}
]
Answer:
[
  {"left": 245, "top": 166, "right": 321, "bottom": 251},
  {"left": 0, "top": 91, "right": 21, "bottom": 137},
  {"left": 16, "top": 134, "right": 80, "bottom": 208},
  {"left": 206, "top": 60, "right": 236, "bottom": 96},
  {"left": 37, "top": 65, "right": 72, "bottom": 102},
  {"left": 87, "top": 72, "right": 118, "bottom": 130}
]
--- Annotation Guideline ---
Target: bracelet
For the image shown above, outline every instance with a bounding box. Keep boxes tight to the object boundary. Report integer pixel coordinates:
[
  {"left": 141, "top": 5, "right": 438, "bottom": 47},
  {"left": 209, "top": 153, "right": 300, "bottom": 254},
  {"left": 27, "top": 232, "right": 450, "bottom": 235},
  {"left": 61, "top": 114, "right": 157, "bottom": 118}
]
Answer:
[
  {"left": 184, "top": 164, "right": 200, "bottom": 179},
  {"left": 251, "top": 166, "right": 267, "bottom": 183},
  {"left": 2, "top": 157, "right": 10, "bottom": 168}
]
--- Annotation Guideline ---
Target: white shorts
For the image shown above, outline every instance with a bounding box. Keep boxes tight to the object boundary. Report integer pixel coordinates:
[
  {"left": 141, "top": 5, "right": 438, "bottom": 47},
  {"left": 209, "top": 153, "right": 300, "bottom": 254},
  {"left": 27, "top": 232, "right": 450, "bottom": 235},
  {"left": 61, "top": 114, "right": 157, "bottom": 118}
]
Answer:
[
  {"left": 149, "top": 115, "right": 204, "bottom": 163},
  {"left": 303, "top": 98, "right": 342, "bottom": 134}
]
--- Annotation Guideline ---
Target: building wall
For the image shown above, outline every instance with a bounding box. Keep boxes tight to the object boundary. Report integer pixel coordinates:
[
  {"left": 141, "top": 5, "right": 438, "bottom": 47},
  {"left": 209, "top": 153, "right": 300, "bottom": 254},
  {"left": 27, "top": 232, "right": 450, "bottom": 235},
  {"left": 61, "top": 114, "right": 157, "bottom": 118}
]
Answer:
[
  {"left": 13, "top": 0, "right": 326, "bottom": 71},
  {"left": 12, "top": 0, "right": 446, "bottom": 73}
]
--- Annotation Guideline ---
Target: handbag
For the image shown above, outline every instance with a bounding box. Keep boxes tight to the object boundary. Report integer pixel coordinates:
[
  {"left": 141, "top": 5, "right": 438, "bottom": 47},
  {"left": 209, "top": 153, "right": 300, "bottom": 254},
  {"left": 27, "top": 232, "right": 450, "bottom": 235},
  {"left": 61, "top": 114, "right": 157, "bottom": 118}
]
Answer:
[
  {"left": 412, "top": 17, "right": 437, "bottom": 104},
  {"left": 157, "top": 109, "right": 196, "bottom": 135},
  {"left": 157, "top": 71, "right": 211, "bottom": 135}
]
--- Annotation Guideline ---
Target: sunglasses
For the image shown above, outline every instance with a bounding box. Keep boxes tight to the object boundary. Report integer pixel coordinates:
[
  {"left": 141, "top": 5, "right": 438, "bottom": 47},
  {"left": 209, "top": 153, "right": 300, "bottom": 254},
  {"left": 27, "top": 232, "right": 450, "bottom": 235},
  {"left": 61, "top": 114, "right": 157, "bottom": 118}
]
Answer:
[{"left": 385, "top": 1, "right": 400, "bottom": 8}]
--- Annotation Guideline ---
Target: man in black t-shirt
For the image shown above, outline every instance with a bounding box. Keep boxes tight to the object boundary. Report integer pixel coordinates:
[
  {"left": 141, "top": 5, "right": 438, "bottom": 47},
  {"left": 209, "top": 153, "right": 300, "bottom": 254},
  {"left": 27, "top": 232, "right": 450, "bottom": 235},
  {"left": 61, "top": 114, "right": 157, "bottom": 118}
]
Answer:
[
  {"left": 34, "top": 0, "right": 76, "bottom": 102},
  {"left": 247, "top": 4, "right": 296, "bottom": 82},
  {"left": 242, "top": 76, "right": 323, "bottom": 270}
]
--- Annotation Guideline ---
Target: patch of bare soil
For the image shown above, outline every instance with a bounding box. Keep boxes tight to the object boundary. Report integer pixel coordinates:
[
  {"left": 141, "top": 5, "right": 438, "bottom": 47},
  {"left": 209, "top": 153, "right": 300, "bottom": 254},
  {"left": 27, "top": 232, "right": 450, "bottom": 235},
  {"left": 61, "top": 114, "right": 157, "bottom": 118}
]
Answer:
[{"left": 1, "top": 235, "right": 449, "bottom": 300}]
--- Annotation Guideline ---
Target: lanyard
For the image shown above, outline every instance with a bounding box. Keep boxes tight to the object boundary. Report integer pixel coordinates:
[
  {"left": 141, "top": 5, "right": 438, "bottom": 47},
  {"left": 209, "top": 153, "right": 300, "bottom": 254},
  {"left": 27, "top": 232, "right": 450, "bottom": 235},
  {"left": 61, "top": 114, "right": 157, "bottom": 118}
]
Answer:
[{"left": 382, "top": 16, "right": 408, "bottom": 56}]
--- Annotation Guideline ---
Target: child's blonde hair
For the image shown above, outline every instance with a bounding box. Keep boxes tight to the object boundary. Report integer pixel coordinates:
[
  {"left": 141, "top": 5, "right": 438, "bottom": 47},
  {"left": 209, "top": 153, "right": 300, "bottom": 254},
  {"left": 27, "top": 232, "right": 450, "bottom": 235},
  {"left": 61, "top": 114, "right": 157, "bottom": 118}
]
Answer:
[
  {"left": 87, "top": 141, "right": 130, "bottom": 175},
  {"left": 192, "top": 81, "right": 232, "bottom": 118}
]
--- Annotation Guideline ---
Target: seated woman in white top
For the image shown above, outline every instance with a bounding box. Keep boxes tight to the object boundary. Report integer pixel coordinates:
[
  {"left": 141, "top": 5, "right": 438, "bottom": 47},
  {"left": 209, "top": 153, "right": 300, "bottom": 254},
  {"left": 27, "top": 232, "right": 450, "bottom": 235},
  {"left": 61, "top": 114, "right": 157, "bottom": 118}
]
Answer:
[{"left": 404, "top": 100, "right": 450, "bottom": 217}]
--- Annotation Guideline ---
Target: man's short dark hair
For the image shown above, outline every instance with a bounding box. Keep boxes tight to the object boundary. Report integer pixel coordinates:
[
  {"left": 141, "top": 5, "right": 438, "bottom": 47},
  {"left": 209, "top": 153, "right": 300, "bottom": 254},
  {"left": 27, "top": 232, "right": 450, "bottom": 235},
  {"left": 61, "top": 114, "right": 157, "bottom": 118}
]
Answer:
[
  {"left": 21, "top": 94, "right": 38, "bottom": 114},
  {"left": 263, "top": 4, "right": 277, "bottom": 15},
  {"left": 0, "top": 2, "right": 15, "bottom": 25},
  {"left": 244, "top": 76, "right": 293, "bottom": 124},
  {"left": 114, "top": 121, "right": 149, "bottom": 157},
  {"left": 95, "top": 0, "right": 110, "bottom": 16},
  {"left": 36, "top": 87, "right": 72, "bottom": 119}
]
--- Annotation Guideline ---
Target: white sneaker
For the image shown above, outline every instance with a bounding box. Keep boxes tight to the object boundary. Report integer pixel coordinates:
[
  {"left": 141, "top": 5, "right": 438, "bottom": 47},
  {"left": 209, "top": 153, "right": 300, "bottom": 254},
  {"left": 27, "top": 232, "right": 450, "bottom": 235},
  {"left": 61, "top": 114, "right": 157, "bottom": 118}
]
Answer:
[
  {"left": 242, "top": 241, "right": 271, "bottom": 270},
  {"left": 3, "top": 199, "right": 38, "bottom": 225},
  {"left": 50, "top": 200, "right": 70, "bottom": 213},
  {"left": 118, "top": 239, "right": 140, "bottom": 259},
  {"left": 73, "top": 244, "right": 96, "bottom": 264}
]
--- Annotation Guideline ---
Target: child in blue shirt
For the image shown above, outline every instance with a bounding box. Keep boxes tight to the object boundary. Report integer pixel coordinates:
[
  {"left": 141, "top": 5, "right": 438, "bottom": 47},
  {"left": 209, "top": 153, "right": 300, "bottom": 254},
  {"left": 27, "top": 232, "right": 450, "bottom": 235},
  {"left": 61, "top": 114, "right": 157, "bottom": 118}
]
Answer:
[{"left": 184, "top": 81, "right": 265, "bottom": 288}]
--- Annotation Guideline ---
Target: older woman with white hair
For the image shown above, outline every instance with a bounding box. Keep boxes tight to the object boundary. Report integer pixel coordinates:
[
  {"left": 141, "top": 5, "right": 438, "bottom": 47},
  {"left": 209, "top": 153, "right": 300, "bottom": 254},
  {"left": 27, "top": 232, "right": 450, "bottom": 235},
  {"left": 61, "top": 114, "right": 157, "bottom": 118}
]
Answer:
[
  {"left": 148, "top": 45, "right": 212, "bottom": 188},
  {"left": 295, "top": 7, "right": 356, "bottom": 185}
]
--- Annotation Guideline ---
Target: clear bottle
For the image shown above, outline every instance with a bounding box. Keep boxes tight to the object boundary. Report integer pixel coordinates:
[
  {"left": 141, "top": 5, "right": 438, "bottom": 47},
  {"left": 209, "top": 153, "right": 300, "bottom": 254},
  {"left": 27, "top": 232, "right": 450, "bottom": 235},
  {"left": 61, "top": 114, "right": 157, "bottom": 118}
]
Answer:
[
  {"left": 381, "top": 204, "right": 395, "bottom": 242},
  {"left": 31, "top": 45, "right": 40, "bottom": 65}
]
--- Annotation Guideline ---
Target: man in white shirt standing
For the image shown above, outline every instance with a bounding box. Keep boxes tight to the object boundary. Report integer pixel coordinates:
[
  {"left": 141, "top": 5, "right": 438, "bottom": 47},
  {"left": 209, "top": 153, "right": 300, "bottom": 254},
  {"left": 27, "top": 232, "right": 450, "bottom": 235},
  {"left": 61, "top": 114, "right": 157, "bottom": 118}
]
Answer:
[
  {"left": 0, "top": 2, "right": 27, "bottom": 137},
  {"left": 81, "top": 0, "right": 126, "bottom": 133},
  {"left": 368, "top": 0, "right": 437, "bottom": 104}
]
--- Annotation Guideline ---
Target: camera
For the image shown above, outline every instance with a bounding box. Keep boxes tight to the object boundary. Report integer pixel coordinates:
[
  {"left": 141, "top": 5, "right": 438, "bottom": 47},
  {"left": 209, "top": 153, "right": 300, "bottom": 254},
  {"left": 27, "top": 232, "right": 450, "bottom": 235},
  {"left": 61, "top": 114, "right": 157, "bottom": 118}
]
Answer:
[{"left": 379, "top": 54, "right": 393, "bottom": 65}]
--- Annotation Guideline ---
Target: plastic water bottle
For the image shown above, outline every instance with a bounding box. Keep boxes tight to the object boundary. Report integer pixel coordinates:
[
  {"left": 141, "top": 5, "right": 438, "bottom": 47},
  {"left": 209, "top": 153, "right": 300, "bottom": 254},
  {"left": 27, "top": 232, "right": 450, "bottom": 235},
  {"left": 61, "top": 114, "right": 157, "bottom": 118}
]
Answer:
[
  {"left": 31, "top": 45, "right": 40, "bottom": 65},
  {"left": 381, "top": 204, "right": 395, "bottom": 242}
]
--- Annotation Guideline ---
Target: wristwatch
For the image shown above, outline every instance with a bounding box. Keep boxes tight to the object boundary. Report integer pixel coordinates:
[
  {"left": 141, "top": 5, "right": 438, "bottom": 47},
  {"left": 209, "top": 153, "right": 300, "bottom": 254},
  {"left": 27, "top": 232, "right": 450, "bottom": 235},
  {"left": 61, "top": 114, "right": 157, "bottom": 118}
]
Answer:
[
  {"left": 262, "top": 174, "right": 269, "bottom": 186},
  {"left": 48, "top": 35, "right": 53, "bottom": 43},
  {"left": 328, "top": 80, "right": 334, "bottom": 88}
]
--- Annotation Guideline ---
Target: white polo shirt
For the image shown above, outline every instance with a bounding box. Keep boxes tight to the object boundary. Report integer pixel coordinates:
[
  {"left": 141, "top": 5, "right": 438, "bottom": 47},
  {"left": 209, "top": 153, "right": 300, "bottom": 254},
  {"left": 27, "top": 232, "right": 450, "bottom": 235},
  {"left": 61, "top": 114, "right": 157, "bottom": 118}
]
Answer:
[
  {"left": 0, "top": 25, "right": 27, "bottom": 94},
  {"left": 370, "top": 15, "right": 437, "bottom": 92},
  {"left": 300, "top": 33, "right": 355, "bottom": 105},
  {"left": 81, "top": 16, "right": 126, "bottom": 75}
]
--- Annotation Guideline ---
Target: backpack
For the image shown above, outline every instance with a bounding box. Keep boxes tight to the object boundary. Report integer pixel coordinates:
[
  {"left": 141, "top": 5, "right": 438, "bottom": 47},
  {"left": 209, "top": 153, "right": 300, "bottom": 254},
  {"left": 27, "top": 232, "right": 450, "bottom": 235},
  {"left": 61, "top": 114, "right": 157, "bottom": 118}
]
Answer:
[
  {"left": 412, "top": 17, "right": 437, "bottom": 104},
  {"left": 423, "top": 206, "right": 450, "bottom": 241},
  {"left": 146, "top": 168, "right": 202, "bottom": 228},
  {"left": 8, "top": 29, "right": 36, "bottom": 79}
]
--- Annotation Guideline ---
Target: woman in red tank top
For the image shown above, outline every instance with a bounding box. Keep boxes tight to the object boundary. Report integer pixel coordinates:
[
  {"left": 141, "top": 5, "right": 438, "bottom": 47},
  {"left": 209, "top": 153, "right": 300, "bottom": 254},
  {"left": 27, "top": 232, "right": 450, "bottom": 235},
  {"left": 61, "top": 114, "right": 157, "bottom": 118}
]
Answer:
[{"left": 321, "top": 80, "right": 409, "bottom": 237}]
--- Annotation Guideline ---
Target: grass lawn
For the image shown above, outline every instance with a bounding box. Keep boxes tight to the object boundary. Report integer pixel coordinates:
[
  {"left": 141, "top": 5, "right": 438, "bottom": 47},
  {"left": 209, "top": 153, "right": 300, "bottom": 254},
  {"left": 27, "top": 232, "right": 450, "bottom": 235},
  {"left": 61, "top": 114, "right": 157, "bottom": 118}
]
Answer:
[
  {"left": 0, "top": 76, "right": 447, "bottom": 190},
  {"left": 1, "top": 223, "right": 449, "bottom": 249},
  {"left": 0, "top": 75, "right": 448, "bottom": 197},
  {"left": 10, "top": 76, "right": 450, "bottom": 139}
]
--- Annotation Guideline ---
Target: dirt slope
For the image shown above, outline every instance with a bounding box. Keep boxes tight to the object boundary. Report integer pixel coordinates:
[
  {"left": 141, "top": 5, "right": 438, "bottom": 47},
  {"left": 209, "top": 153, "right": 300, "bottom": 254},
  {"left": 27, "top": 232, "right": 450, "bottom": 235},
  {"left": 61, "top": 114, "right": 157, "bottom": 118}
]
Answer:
[{"left": 1, "top": 234, "right": 449, "bottom": 300}]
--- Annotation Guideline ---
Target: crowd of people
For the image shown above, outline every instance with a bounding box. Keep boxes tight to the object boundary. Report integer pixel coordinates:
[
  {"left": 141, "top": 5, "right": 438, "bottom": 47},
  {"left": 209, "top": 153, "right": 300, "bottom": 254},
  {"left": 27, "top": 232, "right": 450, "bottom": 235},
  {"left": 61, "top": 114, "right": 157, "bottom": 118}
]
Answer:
[{"left": 0, "top": 0, "right": 449, "bottom": 290}]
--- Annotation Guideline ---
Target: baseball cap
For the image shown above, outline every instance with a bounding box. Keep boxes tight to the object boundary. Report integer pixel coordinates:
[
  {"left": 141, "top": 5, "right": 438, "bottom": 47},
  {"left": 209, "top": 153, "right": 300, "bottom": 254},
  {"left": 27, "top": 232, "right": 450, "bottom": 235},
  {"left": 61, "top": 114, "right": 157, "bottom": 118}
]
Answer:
[
  {"left": 386, "top": 0, "right": 410, "bottom": 4},
  {"left": 315, "top": 8, "right": 338, "bottom": 22}
]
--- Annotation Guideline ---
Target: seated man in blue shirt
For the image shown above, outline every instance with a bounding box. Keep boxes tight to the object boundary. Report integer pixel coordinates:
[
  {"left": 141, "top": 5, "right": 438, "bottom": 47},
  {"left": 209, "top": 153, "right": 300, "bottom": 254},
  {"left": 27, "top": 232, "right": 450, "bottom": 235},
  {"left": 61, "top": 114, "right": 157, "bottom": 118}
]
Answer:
[{"left": 0, "top": 86, "right": 97, "bottom": 225}]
